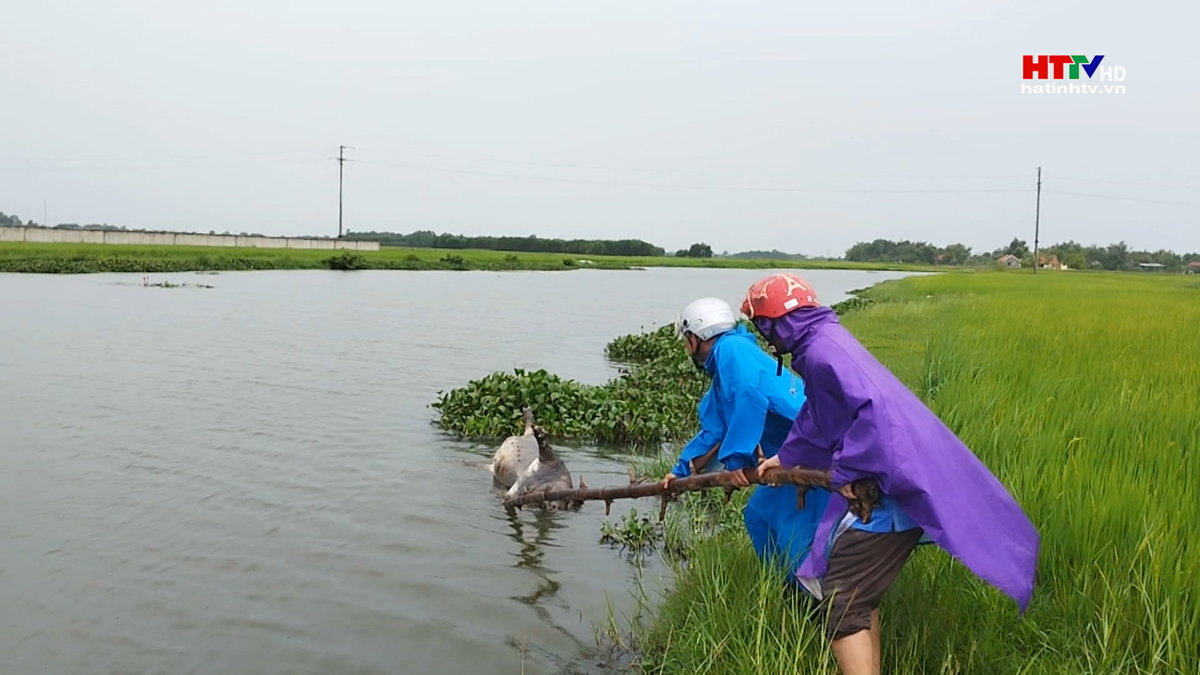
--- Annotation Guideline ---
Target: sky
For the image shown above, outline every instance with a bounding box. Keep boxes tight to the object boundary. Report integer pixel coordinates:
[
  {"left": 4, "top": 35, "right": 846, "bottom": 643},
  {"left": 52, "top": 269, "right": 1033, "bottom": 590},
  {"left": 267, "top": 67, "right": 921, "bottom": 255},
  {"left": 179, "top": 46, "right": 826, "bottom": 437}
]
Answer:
[{"left": 2, "top": 1, "right": 1198, "bottom": 256}]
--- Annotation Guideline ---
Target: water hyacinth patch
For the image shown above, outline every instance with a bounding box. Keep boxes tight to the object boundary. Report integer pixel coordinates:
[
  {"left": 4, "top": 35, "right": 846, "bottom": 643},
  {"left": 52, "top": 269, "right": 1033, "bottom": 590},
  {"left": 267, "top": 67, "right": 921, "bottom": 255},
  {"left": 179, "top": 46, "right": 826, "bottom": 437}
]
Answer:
[{"left": 431, "top": 325, "right": 709, "bottom": 447}]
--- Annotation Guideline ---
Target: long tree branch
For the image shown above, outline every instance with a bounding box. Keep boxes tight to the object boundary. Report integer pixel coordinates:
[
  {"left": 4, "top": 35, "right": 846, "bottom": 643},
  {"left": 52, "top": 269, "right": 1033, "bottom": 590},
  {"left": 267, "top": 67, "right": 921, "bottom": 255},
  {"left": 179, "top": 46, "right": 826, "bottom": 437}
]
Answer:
[{"left": 501, "top": 466, "right": 880, "bottom": 523}]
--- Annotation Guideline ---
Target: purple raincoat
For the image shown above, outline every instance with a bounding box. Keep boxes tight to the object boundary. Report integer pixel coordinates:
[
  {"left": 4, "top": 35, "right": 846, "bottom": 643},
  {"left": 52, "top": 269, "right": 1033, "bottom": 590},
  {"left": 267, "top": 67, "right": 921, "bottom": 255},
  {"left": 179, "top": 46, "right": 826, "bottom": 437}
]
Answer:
[{"left": 763, "top": 306, "right": 1039, "bottom": 612}]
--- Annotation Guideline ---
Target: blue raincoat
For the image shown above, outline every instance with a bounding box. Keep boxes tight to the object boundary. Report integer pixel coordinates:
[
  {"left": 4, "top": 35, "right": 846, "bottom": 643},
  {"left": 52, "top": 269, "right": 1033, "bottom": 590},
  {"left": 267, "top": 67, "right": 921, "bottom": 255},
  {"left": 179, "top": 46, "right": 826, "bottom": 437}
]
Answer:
[{"left": 671, "top": 325, "right": 831, "bottom": 581}]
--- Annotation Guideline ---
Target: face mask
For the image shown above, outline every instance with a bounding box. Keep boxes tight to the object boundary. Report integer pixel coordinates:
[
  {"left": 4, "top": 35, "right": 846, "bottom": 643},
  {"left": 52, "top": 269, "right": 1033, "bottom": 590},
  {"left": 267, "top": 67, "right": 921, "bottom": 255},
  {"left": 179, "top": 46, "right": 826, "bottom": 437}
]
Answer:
[
  {"left": 767, "top": 321, "right": 783, "bottom": 376},
  {"left": 687, "top": 336, "right": 710, "bottom": 374}
]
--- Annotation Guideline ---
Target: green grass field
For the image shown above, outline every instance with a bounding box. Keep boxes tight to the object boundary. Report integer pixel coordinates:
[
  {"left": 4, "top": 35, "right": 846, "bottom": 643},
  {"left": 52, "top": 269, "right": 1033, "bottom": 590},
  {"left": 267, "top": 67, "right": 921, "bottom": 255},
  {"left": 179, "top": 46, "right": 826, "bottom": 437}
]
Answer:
[
  {"left": 0, "top": 241, "right": 943, "bottom": 273},
  {"left": 629, "top": 272, "right": 1199, "bottom": 673}
]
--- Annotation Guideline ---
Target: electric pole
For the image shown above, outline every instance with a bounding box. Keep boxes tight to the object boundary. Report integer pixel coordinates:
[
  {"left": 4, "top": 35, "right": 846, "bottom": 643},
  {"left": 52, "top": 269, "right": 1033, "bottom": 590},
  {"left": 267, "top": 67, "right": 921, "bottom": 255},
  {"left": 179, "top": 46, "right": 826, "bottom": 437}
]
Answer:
[
  {"left": 337, "top": 145, "right": 347, "bottom": 239},
  {"left": 1033, "top": 166, "right": 1042, "bottom": 275}
]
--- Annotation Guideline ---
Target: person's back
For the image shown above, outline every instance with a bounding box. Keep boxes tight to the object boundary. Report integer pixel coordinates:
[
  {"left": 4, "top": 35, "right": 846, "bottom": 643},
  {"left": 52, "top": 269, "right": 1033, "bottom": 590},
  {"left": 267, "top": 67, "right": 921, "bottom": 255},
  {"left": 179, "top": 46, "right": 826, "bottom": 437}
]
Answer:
[
  {"left": 667, "top": 298, "right": 832, "bottom": 587},
  {"left": 792, "top": 307, "right": 1037, "bottom": 602},
  {"left": 701, "top": 324, "right": 802, "bottom": 463}
]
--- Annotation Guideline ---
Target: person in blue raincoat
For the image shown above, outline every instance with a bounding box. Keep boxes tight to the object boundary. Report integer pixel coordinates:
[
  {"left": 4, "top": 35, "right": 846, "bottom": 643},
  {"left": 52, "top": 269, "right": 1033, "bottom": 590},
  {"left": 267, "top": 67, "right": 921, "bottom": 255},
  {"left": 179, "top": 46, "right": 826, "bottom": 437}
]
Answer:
[{"left": 661, "top": 297, "right": 832, "bottom": 586}]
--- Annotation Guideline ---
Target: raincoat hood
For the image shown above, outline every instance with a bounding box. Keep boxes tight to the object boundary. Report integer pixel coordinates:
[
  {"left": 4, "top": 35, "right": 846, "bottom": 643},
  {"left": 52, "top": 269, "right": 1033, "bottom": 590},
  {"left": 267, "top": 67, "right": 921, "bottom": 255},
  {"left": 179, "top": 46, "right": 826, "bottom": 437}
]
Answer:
[
  {"left": 765, "top": 306, "right": 1040, "bottom": 613},
  {"left": 753, "top": 306, "right": 836, "bottom": 365}
]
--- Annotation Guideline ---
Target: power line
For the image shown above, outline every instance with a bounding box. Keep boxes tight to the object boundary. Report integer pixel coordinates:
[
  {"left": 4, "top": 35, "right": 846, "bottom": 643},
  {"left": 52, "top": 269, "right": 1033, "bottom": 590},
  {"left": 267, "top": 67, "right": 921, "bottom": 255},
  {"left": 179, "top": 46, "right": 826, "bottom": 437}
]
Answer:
[
  {"left": 0, "top": 158, "right": 326, "bottom": 171},
  {"left": 1043, "top": 190, "right": 1200, "bottom": 207},
  {"left": 16, "top": 149, "right": 322, "bottom": 163},
  {"left": 9, "top": 145, "right": 1200, "bottom": 211},
  {"left": 402, "top": 150, "right": 1027, "bottom": 181},
  {"left": 1051, "top": 177, "right": 1200, "bottom": 191},
  {"left": 352, "top": 158, "right": 1029, "bottom": 194}
]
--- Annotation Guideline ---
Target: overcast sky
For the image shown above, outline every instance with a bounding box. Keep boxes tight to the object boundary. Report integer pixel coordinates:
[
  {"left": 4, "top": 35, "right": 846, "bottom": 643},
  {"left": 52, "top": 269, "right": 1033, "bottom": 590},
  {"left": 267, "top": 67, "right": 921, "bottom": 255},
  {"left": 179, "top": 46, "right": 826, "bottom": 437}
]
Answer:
[{"left": 2, "top": 1, "right": 1197, "bottom": 255}]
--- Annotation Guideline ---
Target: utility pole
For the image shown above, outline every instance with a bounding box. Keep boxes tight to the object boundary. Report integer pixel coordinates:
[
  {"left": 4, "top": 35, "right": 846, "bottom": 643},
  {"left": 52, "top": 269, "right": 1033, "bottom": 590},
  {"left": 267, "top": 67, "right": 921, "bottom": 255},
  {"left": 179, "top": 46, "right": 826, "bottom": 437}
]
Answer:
[
  {"left": 43, "top": 200, "right": 47, "bottom": 228},
  {"left": 337, "top": 145, "right": 347, "bottom": 239},
  {"left": 1033, "top": 166, "right": 1042, "bottom": 275}
]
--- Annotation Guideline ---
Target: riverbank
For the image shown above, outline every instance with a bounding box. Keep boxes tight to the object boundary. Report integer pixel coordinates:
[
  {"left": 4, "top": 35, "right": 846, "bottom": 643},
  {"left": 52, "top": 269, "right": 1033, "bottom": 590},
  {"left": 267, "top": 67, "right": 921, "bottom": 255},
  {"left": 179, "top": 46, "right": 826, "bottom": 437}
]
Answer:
[
  {"left": 628, "top": 272, "right": 1198, "bottom": 673},
  {"left": 0, "top": 241, "right": 944, "bottom": 274}
]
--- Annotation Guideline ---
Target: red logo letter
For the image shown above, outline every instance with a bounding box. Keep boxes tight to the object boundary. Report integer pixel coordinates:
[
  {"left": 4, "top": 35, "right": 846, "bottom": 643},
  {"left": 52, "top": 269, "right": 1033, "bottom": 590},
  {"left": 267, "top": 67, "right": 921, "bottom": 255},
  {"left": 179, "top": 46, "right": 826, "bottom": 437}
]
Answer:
[{"left": 1023, "top": 55, "right": 1049, "bottom": 79}]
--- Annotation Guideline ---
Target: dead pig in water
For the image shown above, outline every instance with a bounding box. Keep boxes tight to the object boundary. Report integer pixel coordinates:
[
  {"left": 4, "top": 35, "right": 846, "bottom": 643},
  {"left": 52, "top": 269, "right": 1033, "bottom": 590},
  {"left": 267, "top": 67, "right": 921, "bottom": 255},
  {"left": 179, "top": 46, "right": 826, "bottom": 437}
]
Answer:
[
  {"left": 490, "top": 407, "right": 538, "bottom": 489},
  {"left": 505, "top": 424, "right": 576, "bottom": 511}
]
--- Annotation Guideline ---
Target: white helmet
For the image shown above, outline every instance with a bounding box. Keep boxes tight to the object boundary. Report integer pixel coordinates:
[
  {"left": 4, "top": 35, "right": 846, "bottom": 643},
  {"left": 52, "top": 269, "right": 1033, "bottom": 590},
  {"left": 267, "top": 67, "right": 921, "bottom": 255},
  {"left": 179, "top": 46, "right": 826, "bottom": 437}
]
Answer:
[{"left": 676, "top": 297, "right": 737, "bottom": 341}]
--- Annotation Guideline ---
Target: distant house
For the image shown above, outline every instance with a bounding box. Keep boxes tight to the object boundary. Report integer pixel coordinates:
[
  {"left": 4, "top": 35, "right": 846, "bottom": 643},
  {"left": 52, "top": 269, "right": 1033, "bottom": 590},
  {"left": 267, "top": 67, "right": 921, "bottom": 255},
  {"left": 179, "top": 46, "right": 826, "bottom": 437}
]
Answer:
[
  {"left": 1037, "top": 255, "right": 1062, "bottom": 270},
  {"left": 997, "top": 254, "right": 1021, "bottom": 268},
  {"left": 1137, "top": 262, "right": 1166, "bottom": 272},
  {"left": 1187, "top": 261, "right": 1200, "bottom": 274}
]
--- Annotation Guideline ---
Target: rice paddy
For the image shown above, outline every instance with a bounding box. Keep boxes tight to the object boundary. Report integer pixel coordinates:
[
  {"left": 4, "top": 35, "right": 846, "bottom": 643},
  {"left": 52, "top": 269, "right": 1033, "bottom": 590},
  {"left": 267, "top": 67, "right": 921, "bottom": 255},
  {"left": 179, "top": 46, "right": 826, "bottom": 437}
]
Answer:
[{"left": 630, "top": 271, "right": 1199, "bottom": 673}]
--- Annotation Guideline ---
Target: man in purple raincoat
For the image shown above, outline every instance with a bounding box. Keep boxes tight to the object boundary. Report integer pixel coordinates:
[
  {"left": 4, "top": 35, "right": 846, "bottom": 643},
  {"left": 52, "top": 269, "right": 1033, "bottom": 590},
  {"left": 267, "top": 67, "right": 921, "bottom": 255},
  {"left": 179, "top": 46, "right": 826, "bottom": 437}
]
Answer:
[{"left": 742, "top": 273, "right": 1039, "bottom": 675}]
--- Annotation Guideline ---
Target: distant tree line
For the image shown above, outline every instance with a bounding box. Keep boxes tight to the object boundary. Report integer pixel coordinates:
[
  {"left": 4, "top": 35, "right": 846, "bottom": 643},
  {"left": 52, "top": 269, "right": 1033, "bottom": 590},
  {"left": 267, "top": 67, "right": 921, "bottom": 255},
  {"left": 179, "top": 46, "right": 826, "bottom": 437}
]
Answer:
[
  {"left": 49, "top": 222, "right": 269, "bottom": 237},
  {"left": 1, "top": 213, "right": 128, "bottom": 229},
  {"left": 725, "top": 249, "right": 812, "bottom": 261},
  {"left": 675, "top": 242, "right": 713, "bottom": 258},
  {"left": 0, "top": 212, "right": 285, "bottom": 239},
  {"left": 845, "top": 239, "right": 972, "bottom": 265},
  {"left": 345, "top": 229, "right": 666, "bottom": 256},
  {"left": 42, "top": 222, "right": 128, "bottom": 231},
  {"left": 1, "top": 211, "right": 33, "bottom": 227},
  {"left": 843, "top": 237, "right": 1200, "bottom": 272}
]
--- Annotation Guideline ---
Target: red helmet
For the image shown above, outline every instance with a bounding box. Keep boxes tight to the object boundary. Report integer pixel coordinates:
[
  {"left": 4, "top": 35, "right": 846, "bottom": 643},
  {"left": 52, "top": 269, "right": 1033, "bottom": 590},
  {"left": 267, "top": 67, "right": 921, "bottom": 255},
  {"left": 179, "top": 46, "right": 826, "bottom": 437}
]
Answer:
[{"left": 740, "top": 273, "right": 820, "bottom": 319}]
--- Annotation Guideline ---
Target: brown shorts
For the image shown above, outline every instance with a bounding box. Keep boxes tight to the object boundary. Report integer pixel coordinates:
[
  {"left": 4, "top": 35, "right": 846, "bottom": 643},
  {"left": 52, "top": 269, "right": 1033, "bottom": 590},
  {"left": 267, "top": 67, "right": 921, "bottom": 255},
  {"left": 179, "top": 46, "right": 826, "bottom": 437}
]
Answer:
[{"left": 818, "top": 527, "right": 924, "bottom": 640}]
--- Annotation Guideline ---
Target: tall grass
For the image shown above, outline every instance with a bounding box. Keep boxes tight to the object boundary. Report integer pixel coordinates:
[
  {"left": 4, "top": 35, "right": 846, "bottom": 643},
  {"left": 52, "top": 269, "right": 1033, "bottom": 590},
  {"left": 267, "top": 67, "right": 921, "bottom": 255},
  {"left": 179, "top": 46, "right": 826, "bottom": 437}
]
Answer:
[{"left": 632, "top": 272, "right": 1199, "bottom": 673}]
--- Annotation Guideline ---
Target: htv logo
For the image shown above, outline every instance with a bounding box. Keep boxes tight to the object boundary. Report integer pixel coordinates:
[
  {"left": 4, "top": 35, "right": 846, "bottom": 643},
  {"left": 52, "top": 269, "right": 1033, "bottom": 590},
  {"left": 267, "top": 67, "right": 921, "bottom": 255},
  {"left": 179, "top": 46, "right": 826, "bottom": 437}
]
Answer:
[{"left": 1022, "top": 55, "right": 1105, "bottom": 79}]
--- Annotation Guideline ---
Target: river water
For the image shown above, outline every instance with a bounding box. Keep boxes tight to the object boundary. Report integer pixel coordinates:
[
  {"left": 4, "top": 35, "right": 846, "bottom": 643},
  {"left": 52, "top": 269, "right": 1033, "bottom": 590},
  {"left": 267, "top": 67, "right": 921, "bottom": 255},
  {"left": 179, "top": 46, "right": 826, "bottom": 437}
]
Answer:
[{"left": 0, "top": 266, "right": 917, "bottom": 674}]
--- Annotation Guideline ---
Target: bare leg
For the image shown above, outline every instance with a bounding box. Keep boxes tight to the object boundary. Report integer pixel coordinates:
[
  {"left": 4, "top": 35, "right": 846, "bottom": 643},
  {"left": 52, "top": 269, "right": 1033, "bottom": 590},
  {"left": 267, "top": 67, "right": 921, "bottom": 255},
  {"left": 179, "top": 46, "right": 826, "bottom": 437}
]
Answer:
[
  {"left": 831, "top": 610, "right": 882, "bottom": 675},
  {"left": 831, "top": 628, "right": 876, "bottom": 675},
  {"left": 870, "top": 609, "right": 881, "bottom": 674}
]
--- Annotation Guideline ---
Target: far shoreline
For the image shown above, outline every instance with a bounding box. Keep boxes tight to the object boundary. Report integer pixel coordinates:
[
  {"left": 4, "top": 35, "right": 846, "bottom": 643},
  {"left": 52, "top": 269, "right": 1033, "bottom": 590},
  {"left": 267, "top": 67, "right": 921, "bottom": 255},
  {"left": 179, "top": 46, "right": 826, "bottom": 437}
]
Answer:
[{"left": 0, "top": 241, "right": 952, "bottom": 275}]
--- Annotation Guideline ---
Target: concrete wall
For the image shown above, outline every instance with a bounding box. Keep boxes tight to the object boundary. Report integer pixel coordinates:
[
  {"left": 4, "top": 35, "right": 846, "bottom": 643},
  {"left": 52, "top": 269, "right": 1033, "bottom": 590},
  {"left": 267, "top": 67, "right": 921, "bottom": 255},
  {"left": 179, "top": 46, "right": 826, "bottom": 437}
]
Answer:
[{"left": 0, "top": 226, "right": 379, "bottom": 251}]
